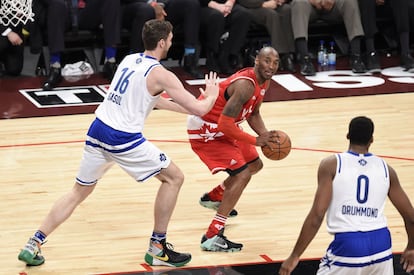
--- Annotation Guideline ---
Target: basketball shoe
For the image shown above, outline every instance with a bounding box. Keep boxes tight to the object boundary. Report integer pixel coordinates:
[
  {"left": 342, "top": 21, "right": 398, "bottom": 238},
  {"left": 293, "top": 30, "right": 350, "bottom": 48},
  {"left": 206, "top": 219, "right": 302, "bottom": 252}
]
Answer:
[
  {"left": 18, "top": 237, "right": 45, "bottom": 266},
  {"left": 144, "top": 239, "right": 192, "bottom": 267},
  {"left": 200, "top": 229, "right": 243, "bottom": 252},
  {"left": 199, "top": 193, "right": 238, "bottom": 217}
]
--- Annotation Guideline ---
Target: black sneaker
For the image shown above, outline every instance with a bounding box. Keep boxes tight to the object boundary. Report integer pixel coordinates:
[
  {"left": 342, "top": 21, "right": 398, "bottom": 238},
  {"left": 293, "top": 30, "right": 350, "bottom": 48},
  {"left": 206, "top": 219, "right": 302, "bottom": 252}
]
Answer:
[
  {"left": 300, "top": 55, "right": 315, "bottom": 76},
  {"left": 199, "top": 193, "right": 238, "bottom": 217},
  {"left": 103, "top": 61, "right": 118, "bottom": 80},
  {"left": 366, "top": 51, "right": 381, "bottom": 73},
  {"left": 144, "top": 239, "right": 191, "bottom": 267},
  {"left": 200, "top": 229, "right": 243, "bottom": 252},
  {"left": 43, "top": 67, "right": 62, "bottom": 90},
  {"left": 400, "top": 53, "right": 414, "bottom": 71},
  {"left": 206, "top": 51, "right": 220, "bottom": 73},
  {"left": 280, "top": 53, "right": 296, "bottom": 73},
  {"left": 350, "top": 54, "right": 367, "bottom": 73},
  {"left": 183, "top": 54, "right": 204, "bottom": 79}
]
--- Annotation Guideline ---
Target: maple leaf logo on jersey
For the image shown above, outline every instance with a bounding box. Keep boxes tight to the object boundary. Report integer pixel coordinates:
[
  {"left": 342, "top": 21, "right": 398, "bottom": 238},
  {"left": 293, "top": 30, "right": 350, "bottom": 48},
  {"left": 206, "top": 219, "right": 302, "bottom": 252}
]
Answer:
[{"left": 199, "top": 123, "right": 222, "bottom": 142}]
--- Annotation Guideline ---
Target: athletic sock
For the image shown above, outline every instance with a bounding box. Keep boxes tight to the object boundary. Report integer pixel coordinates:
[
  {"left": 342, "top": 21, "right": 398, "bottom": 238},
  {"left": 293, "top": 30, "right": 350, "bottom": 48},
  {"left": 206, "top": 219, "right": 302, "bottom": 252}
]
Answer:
[
  {"left": 33, "top": 230, "right": 46, "bottom": 244},
  {"left": 206, "top": 214, "right": 227, "bottom": 238},
  {"left": 350, "top": 36, "right": 362, "bottom": 55},
  {"left": 105, "top": 46, "right": 117, "bottom": 62},
  {"left": 50, "top": 53, "right": 61, "bottom": 67},
  {"left": 399, "top": 32, "right": 410, "bottom": 56},
  {"left": 208, "top": 183, "right": 225, "bottom": 202},
  {"left": 150, "top": 232, "right": 166, "bottom": 244},
  {"left": 184, "top": 47, "right": 195, "bottom": 56},
  {"left": 365, "top": 38, "right": 375, "bottom": 54},
  {"left": 295, "top": 37, "right": 308, "bottom": 58}
]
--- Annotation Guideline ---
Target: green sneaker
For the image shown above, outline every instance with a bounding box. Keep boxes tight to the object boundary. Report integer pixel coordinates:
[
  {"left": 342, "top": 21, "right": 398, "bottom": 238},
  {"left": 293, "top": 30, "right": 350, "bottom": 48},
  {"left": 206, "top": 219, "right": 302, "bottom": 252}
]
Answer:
[
  {"left": 144, "top": 239, "right": 191, "bottom": 267},
  {"left": 18, "top": 237, "right": 45, "bottom": 266},
  {"left": 199, "top": 193, "right": 238, "bottom": 217},
  {"left": 200, "top": 229, "right": 243, "bottom": 252}
]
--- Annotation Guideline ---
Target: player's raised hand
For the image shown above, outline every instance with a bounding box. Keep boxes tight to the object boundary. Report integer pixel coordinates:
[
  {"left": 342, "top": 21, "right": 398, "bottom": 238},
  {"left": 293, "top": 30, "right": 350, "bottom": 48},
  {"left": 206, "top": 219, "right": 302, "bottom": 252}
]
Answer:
[{"left": 199, "top": 71, "right": 219, "bottom": 100}]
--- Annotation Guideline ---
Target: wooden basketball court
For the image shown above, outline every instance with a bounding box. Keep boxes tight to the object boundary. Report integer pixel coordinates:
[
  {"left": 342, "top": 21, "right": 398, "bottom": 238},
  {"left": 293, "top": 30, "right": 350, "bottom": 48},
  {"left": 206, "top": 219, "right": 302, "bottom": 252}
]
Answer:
[{"left": 1, "top": 56, "right": 414, "bottom": 275}]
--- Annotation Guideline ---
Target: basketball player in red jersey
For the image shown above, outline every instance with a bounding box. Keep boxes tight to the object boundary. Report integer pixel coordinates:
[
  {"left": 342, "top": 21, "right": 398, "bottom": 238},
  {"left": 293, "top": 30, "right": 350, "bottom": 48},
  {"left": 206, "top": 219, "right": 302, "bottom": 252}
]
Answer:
[{"left": 187, "top": 46, "right": 279, "bottom": 251}]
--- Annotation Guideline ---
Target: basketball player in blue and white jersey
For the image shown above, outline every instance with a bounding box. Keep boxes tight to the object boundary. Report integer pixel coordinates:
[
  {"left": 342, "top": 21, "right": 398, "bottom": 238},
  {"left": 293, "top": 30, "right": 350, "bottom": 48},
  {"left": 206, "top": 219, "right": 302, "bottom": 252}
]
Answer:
[
  {"left": 18, "top": 19, "right": 219, "bottom": 268},
  {"left": 279, "top": 116, "right": 414, "bottom": 275}
]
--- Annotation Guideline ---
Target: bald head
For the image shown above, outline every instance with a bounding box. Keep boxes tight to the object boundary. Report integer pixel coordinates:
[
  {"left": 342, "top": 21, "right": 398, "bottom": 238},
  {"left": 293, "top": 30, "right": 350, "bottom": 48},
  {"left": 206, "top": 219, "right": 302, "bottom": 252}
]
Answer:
[{"left": 257, "top": 46, "right": 278, "bottom": 58}]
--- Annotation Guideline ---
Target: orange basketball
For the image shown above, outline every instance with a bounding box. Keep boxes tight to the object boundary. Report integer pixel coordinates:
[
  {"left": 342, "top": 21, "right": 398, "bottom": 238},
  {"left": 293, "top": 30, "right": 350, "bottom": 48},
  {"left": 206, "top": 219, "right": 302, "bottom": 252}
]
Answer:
[{"left": 261, "top": 130, "right": 291, "bottom": 160}]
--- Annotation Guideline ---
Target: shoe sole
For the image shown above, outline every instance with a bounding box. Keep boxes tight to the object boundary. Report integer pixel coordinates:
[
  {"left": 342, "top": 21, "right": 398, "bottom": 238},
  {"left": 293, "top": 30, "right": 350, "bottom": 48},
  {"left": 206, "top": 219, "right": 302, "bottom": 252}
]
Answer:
[
  {"left": 144, "top": 253, "right": 191, "bottom": 267},
  {"left": 200, "top": 244, "right": 242, "bottom": 252},
  {"left": 368, "top": 68, "right": 381, "bottom": 74},
  {"left": 199, "top": 200, "right": 238, "bottom": 217},
  {"left": 18, "top": 250, "right": 45, "bottom": 266}
]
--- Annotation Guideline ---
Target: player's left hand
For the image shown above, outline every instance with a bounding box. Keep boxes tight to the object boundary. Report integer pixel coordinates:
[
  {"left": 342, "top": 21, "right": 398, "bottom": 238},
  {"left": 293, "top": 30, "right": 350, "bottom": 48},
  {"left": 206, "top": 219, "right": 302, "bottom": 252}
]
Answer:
[
  {"left": 279, "top": 255, "right": 300, "bottom": 275},
  {"left": 401, "top": 248, "right": 414, "bottom": 272}
]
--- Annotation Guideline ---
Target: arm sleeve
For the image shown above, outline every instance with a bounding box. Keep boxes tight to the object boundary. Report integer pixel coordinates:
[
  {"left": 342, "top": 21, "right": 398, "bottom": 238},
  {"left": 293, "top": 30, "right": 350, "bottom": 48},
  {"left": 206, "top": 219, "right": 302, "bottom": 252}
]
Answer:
[{"left": 217, "top": 113, "right": 256, "bottom": 145}]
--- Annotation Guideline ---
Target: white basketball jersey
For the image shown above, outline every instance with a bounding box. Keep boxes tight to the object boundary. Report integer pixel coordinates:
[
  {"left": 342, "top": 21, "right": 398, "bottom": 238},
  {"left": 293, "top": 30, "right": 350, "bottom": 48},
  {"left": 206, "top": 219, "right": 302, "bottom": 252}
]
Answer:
[
  {"left": 326, "top": 151, "right": 389, "bottom": 234},
  {"left": 95, "top": 53, "right": 161, "bottom": 133}
]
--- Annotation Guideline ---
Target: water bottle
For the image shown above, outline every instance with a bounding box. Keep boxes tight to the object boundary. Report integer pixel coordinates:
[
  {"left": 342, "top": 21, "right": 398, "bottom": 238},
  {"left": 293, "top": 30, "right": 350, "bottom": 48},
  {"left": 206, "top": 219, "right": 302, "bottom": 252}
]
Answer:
[
  {"left": 317, "top": 40, "right": 327, "bottom": 66},
  {"left": 328, "top": 41, "right": 336, "bottom": 65}
]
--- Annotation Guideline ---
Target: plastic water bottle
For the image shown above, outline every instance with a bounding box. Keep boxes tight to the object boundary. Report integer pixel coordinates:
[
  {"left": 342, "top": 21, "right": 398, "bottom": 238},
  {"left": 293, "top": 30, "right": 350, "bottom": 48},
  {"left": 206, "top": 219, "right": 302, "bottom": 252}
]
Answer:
[
  {"left": 317, "top": 40, "right": 327, "bottom": 66},
  {"left": 328, "top": 41, "right": 336, "bottom": 65}
]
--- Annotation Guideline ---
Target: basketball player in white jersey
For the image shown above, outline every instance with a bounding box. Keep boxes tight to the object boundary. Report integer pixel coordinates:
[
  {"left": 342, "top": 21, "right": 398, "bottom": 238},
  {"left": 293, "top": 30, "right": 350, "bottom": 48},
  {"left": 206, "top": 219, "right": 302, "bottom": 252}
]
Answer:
[
  {"left": 279, "top": 116, "right": 414, "bottom": 275},
  {"left": 18, "top": 19, "right": 219, "bottom": 268}
]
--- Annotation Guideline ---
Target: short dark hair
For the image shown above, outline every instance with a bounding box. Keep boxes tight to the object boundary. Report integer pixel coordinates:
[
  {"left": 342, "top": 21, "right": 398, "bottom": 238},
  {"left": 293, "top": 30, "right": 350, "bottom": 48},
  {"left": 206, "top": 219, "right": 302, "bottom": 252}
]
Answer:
[
  {"left": 142, "top": 19, "right": 173, "bottom": 51},
  {"left": 348, "top": 116, "right": 374, "bottom": 145}
]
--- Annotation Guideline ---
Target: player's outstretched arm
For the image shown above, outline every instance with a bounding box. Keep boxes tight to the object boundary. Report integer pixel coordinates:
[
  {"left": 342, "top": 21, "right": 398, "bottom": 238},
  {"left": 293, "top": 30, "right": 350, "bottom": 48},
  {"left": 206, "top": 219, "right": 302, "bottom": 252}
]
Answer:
[
  {"left": 154, "top": 96, "right": 190, "bottom": 114},
  {"left": 279, "top": 156, "right": 335, "bottom": 275},
  {"left": 157, "top": 69, "right": 218, "bottom": 116}
]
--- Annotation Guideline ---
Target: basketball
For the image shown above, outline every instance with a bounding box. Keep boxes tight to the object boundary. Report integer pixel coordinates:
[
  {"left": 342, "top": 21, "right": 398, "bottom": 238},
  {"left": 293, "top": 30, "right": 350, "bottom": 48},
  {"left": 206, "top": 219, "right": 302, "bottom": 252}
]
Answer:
[{"left": 261, "top": 130, "right": 291, "bottom": 160}]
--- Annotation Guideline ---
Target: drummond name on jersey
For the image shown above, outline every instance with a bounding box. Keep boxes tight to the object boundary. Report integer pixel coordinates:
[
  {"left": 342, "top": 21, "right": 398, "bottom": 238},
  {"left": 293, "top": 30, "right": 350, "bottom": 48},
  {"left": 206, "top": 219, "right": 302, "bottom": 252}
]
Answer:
[{"left": 342, "top": 204, "right": 379, "bottom": 218}]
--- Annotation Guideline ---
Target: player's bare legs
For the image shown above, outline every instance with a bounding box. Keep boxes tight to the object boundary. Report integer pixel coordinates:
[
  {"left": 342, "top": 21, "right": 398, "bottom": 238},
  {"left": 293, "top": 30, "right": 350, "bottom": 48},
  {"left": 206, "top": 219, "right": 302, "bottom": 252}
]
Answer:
[
  {"left": 218, "top": 168, "right": 251, "bottom": 217},
  {"left": 18, "top": 183, "right": 95, "bottom": 266},
  {"left": 39, "top": 184, "right": 96, "bottom": 235},
  {"left": 218, "top": 158, "right": 263, "bottom": 215},
  {"left": 145, "top": 161, "right": 192, "bottom": 267},
  {"left": 154, "top": 161, "right": 184, "bottom": 232}
]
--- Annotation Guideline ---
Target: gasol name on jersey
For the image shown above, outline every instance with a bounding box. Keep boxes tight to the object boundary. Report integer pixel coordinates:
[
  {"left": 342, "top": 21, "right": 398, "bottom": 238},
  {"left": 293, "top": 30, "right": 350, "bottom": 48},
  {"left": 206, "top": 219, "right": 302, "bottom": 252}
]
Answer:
[{"left": 107, "top": 92, "right": 122, "bottom": 105}]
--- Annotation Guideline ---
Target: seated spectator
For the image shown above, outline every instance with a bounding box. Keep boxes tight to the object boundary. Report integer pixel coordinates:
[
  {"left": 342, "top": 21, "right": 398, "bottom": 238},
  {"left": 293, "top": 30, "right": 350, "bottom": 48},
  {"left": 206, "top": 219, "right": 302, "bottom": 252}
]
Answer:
[
  {"left": 358, "top": 0, "right": 414, "bottom": 72},
  {"left": 199, "top": 0, "right": 250, "bottom": 75},
  {"left": 290, "top": 0, "right": 366, "bottom": 76},
  {"left": 121, "top": 0, "right": 204, "bottom": 78},
  {"left": 238, "top": 0, "right": 295, "bottom": 73},
  {"left": 30, "top": 0, "right": 121, "bottom": 90},
  {"left": 0, "top": 20, "right": 24, "bottom": 77}
]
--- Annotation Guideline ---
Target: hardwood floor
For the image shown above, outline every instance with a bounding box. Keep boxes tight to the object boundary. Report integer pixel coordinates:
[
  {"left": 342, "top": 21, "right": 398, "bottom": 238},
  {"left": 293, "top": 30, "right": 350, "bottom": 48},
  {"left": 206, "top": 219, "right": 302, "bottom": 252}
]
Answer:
[{"left": 1, "top": 92, "right": 413, "bottom": 274}]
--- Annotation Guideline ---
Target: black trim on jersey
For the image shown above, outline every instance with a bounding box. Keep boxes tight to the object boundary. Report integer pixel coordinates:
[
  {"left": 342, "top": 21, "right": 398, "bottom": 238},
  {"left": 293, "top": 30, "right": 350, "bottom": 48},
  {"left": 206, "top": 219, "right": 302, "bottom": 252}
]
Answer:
[{"left": 225, "top": 157, "right": 260, "bottom": 176}]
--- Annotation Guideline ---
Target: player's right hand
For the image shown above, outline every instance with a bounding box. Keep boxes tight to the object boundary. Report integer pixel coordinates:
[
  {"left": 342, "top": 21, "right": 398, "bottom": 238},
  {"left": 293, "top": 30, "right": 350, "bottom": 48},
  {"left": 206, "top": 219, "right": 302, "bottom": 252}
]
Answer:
[
  {"left": 200, "top": 71, "right": 219, "bottom": 100},
  {"left": 256, "top": 130, "right": 278, "bottom": 147}
]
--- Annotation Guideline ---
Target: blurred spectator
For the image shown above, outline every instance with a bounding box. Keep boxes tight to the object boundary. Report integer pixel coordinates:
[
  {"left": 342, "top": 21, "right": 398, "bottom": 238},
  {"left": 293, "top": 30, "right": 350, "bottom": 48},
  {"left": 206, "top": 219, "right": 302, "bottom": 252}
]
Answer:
[
  {"left": 199, "top": 0, "right": 250, "bottom": 75},
  {"left": 238, "top": 0, "right": 296, "bottom": 73},
  {"left": 290, "top": 0, "right": 366, "bottom": 76},
  {"left": 30, "top": 0, "right": 121, "bottom": 90},
  {"left": 121, "top": 0, "right": 204, "bottom": 78},
  {"left": 0, "top": 21, "right": 24, "bottom": 76},
  {"left": 358, "top": 0, "right": 414, "bottom": 72}
]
